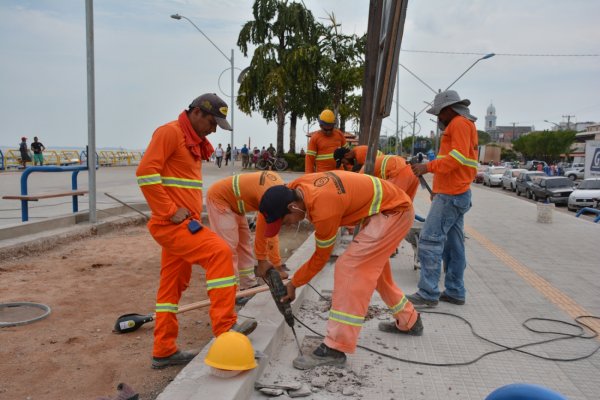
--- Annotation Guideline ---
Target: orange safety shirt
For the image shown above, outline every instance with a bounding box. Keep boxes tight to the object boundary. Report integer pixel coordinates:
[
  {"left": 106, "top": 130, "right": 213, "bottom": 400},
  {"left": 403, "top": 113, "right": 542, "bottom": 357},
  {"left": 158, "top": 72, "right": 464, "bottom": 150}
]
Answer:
[
  {"left": 305, "top": 128, "right": 347, "bottom": 173},
  {"left": 288, "top": 171, "right": 412, "bottom": 287},
  {"left": 136, "top": 120, "right": 204, "bottom": 222},
  {"left": 206, "top": 171, "right": 284, "bottom": 260},
  {"left": 427, "top": 115, "right": 478, "bottom": 195}
]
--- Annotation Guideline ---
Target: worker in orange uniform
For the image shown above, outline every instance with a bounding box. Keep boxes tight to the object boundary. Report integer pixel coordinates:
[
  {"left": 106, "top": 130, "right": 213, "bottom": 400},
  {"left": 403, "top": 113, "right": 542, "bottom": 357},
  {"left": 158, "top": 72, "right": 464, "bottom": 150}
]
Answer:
[
  {"left": 305, "top": 109, "right": 348, "bottom": 173},
  {"left": 362, "top": 154, "right": 419, "bottom": 201},
  {"left": 333, "top": 145, "right": 383, "bottom": 172},
  {"left": 206, "top": 171, "right": 288, "bottom": 293},
  {"left": 407, "top": 90, "right": 478, "bottom": 307},
  {"left": 257, "top": 171, "right": 423, "bottom": 370},
  {"left": 136, "top": 93, "right": 257, "bottom": 370}
]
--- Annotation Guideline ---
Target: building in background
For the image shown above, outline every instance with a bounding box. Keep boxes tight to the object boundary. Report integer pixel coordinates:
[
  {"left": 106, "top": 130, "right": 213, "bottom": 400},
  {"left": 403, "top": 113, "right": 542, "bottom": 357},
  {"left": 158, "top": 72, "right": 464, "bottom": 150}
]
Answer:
[{"left": 484, "top": 103, "right": 533, "bottom": 143}]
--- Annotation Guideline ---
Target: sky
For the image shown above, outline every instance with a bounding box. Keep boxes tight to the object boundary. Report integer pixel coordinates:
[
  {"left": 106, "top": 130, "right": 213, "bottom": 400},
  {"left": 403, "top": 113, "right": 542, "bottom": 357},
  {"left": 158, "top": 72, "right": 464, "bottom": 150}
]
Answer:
[{"left": 0, "top": 0, "right": 599, "bottom": 152}]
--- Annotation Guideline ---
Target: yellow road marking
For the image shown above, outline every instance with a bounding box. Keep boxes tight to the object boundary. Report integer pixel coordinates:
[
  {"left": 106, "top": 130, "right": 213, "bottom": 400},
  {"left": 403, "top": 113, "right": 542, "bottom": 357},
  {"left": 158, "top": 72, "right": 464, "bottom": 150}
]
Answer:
[{"left": 465, "top": 225, "right": 600, "bottom": 337}]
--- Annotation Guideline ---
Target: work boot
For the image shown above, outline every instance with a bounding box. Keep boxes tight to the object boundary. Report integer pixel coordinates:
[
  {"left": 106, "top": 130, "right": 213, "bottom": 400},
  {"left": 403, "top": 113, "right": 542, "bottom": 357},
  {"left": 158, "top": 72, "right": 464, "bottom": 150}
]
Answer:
[
  {"left": 378, "top": 314, "right": 423, "bottom": 336},
  {"left": 406, "top": 292, "right": 438, "bottom": 307},
  {"left": 151, "top": 349, "right": 199, "bottom": 369},
  {"left": 230, "top": 319, "right": 258, "bottom": 336},
  {"left": 292, "top": 343, "right": 346, "bottom": 370},
  {"left": 439, "top": 292, "right": 465, "bottom": 305}
]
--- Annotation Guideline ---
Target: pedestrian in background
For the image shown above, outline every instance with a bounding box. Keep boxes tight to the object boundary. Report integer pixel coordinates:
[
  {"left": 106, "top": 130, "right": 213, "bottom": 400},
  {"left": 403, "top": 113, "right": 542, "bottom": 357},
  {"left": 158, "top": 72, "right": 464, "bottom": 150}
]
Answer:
[
  {"left": 136, "top": 93, "right": 256, "bottom": 370},
  {"left": 215, "top": 143, "right": 224, "bottom": 168},
  {"left": 241, "top": 144, "right": 250, "bottom": 169},
  {"left": 225, "top": 144, "right": 232, "bottom": 166},
  {"left": 19, "top": 136, "right": 31, "bottom": 168},
  {"left": 31, "top": 136, "right": 46, "bottom": 166},
  {"left": 408, "top": 89, "right": 478, "bottom": 307}
]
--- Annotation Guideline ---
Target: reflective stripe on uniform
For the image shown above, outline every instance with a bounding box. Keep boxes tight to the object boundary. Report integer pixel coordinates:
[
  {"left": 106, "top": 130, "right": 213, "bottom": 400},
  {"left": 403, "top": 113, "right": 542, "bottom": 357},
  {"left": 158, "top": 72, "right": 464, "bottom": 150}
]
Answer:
[
  {"left": 206, "top": 275, "right": 237, "bottom": 290},
  {"left": 232, "top": 175, "right": 246, "bottom": 214},
  {"left": 161, "top": 176, "right": 203, "bottom": 189},
  {"left": 436, "top": 155, "right": 446, "bottom": 159},
  {"left": 137, "top": 174, "right": 161, "bottom": 186},
  {"left": 315, "top": 234, "right": 337, "bottom": 249},
  {"left": 155, "top": 303, "right": 178, "bottom": 313},
  {"left": 329, "top": 309, "right": 364, "bottom": 327},
  {"left": 380, "top": 155, "right": 393, "bottom": 180},
  {"left": 239, "top": 266, "right": 254, "bottom": 277},
  {"left": 306, "top": 150, "right": 317, "bottom": 156},
  {"left": 368, "top": 176, "right": 383, "bottom": 216},
  {"left": 316, "top": 153, "right": 334, "bottom": 160},
  {"left": 449, "top": 149, "right": 478, "bottom": 169},
  {"left": 390, "top": 296, "right": 408, "bottom": 315}
]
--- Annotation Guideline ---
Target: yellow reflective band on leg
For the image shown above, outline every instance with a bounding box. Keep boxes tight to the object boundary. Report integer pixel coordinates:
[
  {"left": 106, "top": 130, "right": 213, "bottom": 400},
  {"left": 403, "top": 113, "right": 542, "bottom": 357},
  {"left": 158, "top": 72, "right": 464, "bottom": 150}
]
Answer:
[
  {"left": 390, "top": 296, "right": 408, "bottom": 315},
  {"left": 239, "top": 267, "right": 254, "bottom": 277},
  {"left": 329, "top": 309, "right": 364, "bottom": 327},
  {"left": 380, "top": 155, "right": 393, "bottom": 180},
  {"left": 206, "top": 275, "right": 237, "bottom": 290},
  {"left": 155, "top": 303, "right": 178, "bottom": 313}
]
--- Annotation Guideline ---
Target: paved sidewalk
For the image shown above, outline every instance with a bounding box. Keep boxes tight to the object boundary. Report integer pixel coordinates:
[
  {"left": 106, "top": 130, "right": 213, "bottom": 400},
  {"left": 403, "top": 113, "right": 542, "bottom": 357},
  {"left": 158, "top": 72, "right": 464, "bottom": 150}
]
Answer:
[{"left": 249, "top": 183, "right": 600, "bottom": 399}]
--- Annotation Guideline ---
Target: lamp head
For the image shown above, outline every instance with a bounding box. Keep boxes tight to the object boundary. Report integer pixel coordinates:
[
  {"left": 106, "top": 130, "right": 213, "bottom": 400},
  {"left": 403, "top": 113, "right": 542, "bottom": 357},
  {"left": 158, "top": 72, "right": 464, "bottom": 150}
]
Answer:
[
  {"left": 482, "top": 53, "right": 495, "bottom": 60},
  {"left": 171, "top": 14, "right": 182, "bottom": 20}
]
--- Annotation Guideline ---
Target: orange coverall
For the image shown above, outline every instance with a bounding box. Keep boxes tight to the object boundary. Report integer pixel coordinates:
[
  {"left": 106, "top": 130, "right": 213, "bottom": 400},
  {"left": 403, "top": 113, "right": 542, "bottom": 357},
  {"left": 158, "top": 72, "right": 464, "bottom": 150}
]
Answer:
[
  {"left": 206, "top": 171, "right": 285, "bottom": 289},
  {"left": 305, "top": 128, "right": 347, "bottom": 173},
  {"left": 370, "top": 155, "right": 419, "bottom": 200},
  {"left": 288, "top": 171, "right": 418, "bottom": 353},
  {"left": 427, "top": 115, "right": 478, "bottom": 194},
  {"left": 136, "top": 120, "right": 237, "bottom": 358}
]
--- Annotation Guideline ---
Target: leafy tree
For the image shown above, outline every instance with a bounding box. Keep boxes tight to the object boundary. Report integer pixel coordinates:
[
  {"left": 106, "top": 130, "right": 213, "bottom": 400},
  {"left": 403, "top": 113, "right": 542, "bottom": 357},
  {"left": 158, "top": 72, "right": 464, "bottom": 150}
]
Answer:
[
  {"left": 477, "top": 130, "right": 491, "bottom": 145},
  {"left": 237, "top": 0, "right": 318, "bottom": 154},
  {"left": 512, "top": 130, "right": 576, "bottom": 162}
]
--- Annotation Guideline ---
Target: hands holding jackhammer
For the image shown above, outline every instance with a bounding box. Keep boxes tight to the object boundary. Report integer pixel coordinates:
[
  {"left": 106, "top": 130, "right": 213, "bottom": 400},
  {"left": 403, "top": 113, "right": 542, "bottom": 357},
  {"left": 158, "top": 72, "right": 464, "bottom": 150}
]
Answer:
[
  {"left": 281, "top": 281, "right": 296, "bottom": 302},
  {"left": 255, "top": 260, "right": 289, "bottom": 280}
]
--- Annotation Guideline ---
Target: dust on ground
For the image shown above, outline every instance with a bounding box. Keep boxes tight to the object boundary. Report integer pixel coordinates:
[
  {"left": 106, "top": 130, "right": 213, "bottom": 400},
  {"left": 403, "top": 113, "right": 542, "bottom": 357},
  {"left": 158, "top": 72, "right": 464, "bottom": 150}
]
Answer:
[{"left": 0, "top": 222, "right": 311, "bottom": 400}]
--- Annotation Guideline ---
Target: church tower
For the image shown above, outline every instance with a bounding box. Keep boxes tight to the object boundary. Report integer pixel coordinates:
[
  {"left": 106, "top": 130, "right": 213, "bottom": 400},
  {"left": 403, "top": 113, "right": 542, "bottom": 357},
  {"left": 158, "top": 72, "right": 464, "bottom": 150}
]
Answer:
[{"left": 485, "top": 102, "right": 497, "bottom": 132}]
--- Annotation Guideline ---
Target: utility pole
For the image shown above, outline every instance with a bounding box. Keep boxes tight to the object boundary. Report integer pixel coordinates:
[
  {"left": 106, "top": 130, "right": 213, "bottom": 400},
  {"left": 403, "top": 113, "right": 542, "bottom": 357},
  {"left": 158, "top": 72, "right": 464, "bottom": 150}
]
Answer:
[
  {"left": 562, "top": 115, "right": 575, "bottom": 130},
  {"left": 511, "top": 122, "right": 516, "bottom": 142}
]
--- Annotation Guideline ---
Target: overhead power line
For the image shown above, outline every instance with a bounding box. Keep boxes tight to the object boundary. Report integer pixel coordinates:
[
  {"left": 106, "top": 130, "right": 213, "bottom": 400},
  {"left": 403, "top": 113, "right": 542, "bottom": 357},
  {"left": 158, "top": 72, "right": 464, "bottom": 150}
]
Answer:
[{"left": 401, "top": 49, "right": 600, "bottom": 57}]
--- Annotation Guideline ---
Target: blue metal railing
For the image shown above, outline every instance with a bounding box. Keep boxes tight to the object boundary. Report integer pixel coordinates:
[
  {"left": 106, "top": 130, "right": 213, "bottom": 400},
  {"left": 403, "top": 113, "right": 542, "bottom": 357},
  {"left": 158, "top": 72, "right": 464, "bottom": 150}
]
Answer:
[
  {"left": 0, "top": 149, "right": 4, "bottom": 170},
  {"left": 17, "top": 165, "right": 89, "bottom": 222}
]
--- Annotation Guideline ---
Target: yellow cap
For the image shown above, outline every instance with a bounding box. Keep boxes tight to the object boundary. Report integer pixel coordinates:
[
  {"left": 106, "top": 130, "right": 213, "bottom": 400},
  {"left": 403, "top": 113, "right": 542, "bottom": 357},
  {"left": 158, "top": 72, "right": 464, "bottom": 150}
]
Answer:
[
  {"left": 318, "top": 109, "right": 335, "bottom": 126},
  {"left": 204, "top": 331, "right": 257, "bottom": 371}
]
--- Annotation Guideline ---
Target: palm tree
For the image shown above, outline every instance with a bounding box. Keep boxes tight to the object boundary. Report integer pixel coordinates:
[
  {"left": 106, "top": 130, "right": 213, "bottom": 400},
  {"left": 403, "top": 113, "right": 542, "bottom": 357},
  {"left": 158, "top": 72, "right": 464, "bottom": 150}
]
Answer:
[{"left": 237, "top": 0, "right": 318, "bottom": 154}]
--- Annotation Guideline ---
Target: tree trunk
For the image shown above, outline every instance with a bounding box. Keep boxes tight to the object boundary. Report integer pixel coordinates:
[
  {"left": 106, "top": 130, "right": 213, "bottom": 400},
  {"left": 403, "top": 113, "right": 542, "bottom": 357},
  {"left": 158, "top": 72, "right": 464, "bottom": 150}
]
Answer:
[
  {"left": 289, "top": 113, "right": 297, "bottom": 153},
  {"left": 276, "top": 104, "right": 285, "bottom": 155}
]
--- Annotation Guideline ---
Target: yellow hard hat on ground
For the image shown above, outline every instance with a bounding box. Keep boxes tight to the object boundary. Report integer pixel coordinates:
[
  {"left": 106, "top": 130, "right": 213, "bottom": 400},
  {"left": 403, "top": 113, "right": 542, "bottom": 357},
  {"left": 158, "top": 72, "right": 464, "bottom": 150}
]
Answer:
[
  {"left": 204, "top": 331, "right": 257, "bottom": 371},
  {"left": 318, "top": 109, "right": 335, "bottom": 127}
]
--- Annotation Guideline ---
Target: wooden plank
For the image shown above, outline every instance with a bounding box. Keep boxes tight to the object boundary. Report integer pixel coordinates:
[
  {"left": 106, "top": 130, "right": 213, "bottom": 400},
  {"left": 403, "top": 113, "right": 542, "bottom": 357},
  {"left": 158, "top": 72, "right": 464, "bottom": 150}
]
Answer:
[{"left": 2, "top": 190, "right": 88, "bottom": 201}]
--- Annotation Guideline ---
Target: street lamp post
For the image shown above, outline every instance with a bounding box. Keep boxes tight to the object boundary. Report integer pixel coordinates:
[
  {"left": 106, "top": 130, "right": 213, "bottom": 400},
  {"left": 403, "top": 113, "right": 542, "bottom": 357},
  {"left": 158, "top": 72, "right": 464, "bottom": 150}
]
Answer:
[
  {"left": 171, "top": 13, "right": 235, "bottom": 166},
  {"left": 544, "top": 119, "right": 562, "bottom": 131},
  {"left": 399, "top": 53, "right": 495, "bottom": 153}
]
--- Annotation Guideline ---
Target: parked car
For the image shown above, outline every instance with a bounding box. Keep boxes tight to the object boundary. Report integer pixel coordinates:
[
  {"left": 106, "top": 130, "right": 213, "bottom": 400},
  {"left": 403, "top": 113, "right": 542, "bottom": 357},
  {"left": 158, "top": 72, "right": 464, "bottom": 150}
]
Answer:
[
  {"left": 474, "top": 165, "right": 486, "bottom": 184},
  {"left": 525, "top": 160, "right": 548, "bottom": 171},
  {"left": 564, "top": 167, "right": 585, "bottom": 181},
  {"left": 567, "top": 178, "right": 600, "bottom": 211},
  {"left": 515, "top": 171, "right": 546, "bottom": 198},
  {"left": 482, "top": 166, "right": 506, "bottom": 187},
  {"left": 501, "top": 168, "right": 528, "bottom": 191},
  {"left": 529, "top": 176, "right": 574, "bottom": 205}
]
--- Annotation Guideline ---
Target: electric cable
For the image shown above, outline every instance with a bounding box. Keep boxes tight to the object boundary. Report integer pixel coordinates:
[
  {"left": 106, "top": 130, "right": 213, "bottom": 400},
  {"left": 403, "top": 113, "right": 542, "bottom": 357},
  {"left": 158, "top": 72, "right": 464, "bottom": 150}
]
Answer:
[
  {"left": 401, "top": 49, "right": 600, "bottom": 57},
  {"left": 295, "top": 284, "right": 600, "bottom": 366}
]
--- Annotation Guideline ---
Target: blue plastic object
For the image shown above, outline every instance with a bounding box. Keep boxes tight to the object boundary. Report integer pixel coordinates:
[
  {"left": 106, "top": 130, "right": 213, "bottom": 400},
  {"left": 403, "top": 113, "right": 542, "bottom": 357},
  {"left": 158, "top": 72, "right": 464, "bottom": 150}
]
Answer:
[
  {"left": 485, "top": 383, "right": 568, "bottom": 400},
  {"left": 187, "top": 219, "right": 203, "bottom": 234}
]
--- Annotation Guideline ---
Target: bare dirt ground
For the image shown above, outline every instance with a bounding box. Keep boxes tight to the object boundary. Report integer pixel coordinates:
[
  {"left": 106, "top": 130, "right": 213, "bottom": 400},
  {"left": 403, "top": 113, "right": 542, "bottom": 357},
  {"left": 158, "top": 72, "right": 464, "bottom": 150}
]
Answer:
[{"left": 0, "top": 221, "right": 311, "bottom": 400}]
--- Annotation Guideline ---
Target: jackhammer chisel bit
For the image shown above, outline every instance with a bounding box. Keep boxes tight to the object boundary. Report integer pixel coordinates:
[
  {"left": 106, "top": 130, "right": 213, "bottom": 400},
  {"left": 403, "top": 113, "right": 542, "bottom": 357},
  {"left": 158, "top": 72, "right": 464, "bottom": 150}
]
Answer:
[{"left": 265, "top": 268, "right": 303, "bottom": 356}]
